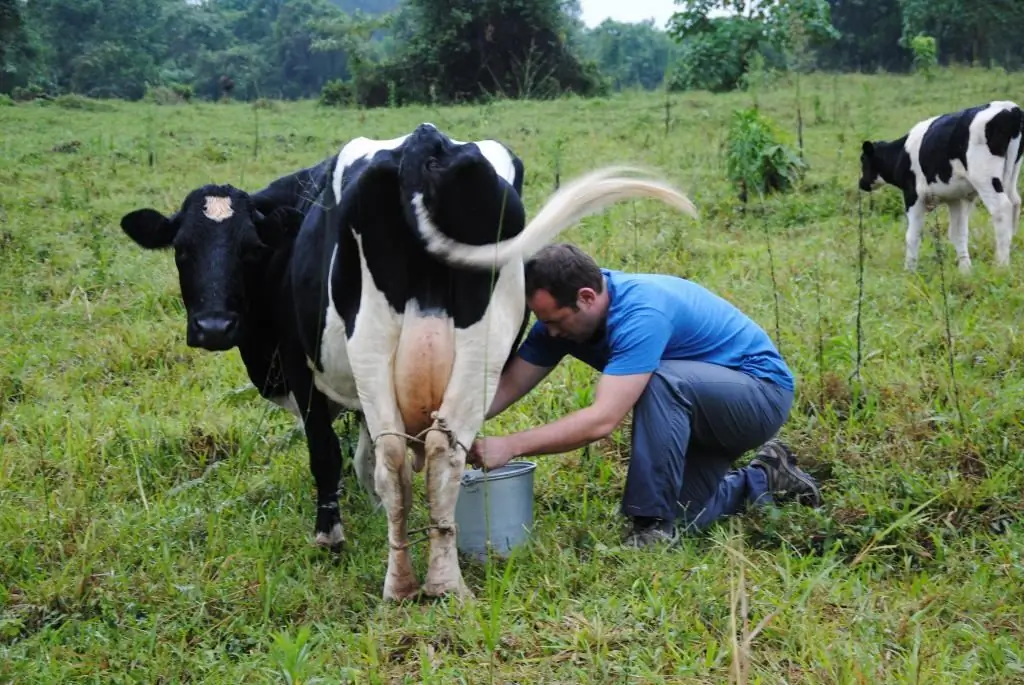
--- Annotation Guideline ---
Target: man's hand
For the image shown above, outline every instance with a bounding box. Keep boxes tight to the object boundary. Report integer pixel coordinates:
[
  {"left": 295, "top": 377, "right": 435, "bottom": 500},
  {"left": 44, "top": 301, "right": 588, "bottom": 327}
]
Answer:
[{"left": 467, "top": 436, "right": 516, "bottom": 471}]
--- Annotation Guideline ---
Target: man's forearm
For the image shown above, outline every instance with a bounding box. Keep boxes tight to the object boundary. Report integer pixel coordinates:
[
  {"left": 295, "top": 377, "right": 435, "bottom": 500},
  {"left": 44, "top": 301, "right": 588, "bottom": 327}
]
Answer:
[{"left": 505, "top": 406, "right": 616, "bottom": 458}]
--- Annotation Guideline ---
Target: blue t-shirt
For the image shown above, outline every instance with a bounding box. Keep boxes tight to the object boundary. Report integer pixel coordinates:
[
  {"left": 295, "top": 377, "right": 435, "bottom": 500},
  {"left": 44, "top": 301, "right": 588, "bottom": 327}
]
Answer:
[{"left": 516, "top": 268, "right": 794, "bottom": 391}]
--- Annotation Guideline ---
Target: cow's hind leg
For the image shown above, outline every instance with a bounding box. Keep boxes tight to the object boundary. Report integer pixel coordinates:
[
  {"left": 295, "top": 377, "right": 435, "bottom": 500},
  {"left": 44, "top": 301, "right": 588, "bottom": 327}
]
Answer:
[
  {"left": 372, "top": 430, "right": 419, "bottom": 600},
  {"left": 352, "top": 417, "right": 380, "bottom": 507},
  {"left": 1008, "top": 156, "right": 1021, "bottom": 238},
  {"left": 421, "top": 267, "right": 527, "bottom": 599},
  {"left": 421, "top": 423, "right": 471, "bottom": 599},
  {"left": 968, "top": 147, "right": 1015, "bottom": 267}
]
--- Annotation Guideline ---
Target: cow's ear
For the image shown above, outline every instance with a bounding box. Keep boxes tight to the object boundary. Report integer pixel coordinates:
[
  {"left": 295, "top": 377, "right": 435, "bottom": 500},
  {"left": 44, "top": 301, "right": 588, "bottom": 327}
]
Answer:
[
  {"left": 255, "top": 206, "right": 304, "bottom": 248},
  {"left": 121, "top": 208, "right": 180, "bottom": 249},
  {"left": 861, "top": 141, "right": 874, "bottom": 156}
]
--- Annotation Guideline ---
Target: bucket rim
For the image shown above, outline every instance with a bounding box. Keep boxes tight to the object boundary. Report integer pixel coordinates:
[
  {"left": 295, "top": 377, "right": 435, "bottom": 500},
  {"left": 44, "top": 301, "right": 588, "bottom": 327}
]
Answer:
[{"left": 461, "top": 460, "right": 537, "bottom": 485}]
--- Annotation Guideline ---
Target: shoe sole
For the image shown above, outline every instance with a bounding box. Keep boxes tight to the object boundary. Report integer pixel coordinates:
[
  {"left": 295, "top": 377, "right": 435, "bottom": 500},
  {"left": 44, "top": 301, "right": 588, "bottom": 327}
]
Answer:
[
  {"left": 754, "top": 443, "right": 823, "bottom": 508},
  {"left": 778, "top": 457, "right": 822, "bottom": 507}
]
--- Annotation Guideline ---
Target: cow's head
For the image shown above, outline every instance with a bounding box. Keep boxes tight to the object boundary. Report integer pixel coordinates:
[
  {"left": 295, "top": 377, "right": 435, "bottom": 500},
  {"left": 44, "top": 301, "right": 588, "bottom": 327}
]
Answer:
[
  {"left": 120, "top": 184, "right": 303, "bottom": 351},
  {"left": 858, "top": 141, "right": 885, "bottom": 192}
]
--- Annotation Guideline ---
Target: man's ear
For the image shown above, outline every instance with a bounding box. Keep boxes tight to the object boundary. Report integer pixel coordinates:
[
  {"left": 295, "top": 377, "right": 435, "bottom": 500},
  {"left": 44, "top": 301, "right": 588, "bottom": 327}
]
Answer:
[
  {"left": 577, "top": 286, "right": 599, "bottom": 308},
  {"left": 255, "top": 206, "right": 305, "bottom": 248},
  {"left": 121, "top": 208, "right": 180, "bottom": 249},
  {"left": 861, "top": 141, "right": 874, "bottom": 156}
]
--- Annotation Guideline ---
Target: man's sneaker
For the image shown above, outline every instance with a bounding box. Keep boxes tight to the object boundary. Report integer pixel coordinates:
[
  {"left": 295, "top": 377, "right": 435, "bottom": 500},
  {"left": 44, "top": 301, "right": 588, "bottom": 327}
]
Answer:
[
  {"left": 623, "top": 517, "right": 678, "bottom": 548},
  {"left": 749, "top": 439, "right": 822, "bottom": 507}
]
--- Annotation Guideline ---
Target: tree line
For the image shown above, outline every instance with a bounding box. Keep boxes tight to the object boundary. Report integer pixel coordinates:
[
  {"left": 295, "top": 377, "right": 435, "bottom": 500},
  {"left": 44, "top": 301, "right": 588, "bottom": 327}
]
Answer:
[{"left": 1, "top": 0, "right": 1022, "bottom": 106}]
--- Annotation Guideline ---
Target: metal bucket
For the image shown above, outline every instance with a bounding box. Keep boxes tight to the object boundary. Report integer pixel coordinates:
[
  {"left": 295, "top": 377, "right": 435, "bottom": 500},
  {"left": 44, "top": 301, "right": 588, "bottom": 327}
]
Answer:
[{"left": 455, "top": 461, "right": 537, "bottom": 562}]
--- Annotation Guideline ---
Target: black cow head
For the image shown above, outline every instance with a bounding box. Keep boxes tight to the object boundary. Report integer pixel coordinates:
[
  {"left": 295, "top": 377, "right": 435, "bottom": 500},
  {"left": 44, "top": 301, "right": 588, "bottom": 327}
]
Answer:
[
  {"left": 859, "top": 141, "right": 885, "bottom": 192},
  {"left": 120, "top": 184, "right": 303, "bottom": 351}
]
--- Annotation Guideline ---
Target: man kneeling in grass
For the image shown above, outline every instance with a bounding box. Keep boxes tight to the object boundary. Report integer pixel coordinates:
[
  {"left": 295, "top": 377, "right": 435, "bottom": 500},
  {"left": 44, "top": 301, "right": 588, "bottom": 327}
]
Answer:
[{"left": 467, "top": 243, "right": 822, "bottom": 548}]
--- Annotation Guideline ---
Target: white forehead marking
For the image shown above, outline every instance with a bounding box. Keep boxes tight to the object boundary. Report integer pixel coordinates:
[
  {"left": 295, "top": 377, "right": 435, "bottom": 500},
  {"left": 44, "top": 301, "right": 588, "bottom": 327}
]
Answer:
[{"left": 203, "top": 195, "right": 234, "bottom": 222}]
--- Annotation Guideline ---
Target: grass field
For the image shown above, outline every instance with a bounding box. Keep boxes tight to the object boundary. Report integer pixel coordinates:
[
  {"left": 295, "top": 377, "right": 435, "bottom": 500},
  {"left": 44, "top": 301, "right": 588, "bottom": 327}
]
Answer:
[{"left": 2, "top": 66, "right": 1024, "bottom": 683}]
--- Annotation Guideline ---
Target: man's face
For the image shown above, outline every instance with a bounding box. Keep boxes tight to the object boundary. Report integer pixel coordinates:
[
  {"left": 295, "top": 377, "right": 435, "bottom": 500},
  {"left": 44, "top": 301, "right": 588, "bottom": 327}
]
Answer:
[{"left": 527, "top": 287, "right": 604, "bottom": 343}]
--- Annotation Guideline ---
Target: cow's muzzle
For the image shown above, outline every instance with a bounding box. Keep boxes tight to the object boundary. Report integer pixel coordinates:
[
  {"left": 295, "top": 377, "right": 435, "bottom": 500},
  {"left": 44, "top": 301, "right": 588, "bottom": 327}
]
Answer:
[{"left": 188, "top": 312, "right": 241, "bottom": 351}]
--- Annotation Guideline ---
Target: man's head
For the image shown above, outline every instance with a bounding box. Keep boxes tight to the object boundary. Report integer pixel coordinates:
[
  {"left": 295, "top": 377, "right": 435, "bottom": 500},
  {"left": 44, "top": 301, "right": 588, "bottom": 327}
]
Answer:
[{"left": 524, "top": 243, "right": 608, "bottom": 343}]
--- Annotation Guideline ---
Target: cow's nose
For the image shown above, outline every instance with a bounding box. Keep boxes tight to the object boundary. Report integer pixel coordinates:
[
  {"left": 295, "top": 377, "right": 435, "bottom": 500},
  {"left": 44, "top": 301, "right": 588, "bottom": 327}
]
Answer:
[{"left": 190, "top": 314, "right": 239, "bottom": 350}]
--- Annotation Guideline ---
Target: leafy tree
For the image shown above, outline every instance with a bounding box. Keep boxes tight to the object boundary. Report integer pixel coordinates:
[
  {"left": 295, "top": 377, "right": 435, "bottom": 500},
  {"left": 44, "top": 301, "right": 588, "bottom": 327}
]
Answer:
[
  {"left": 667, "top": 0, "right": 838, "bottom": 92},
  {"left": 579, "top": 19, "right": 679, "bottom": 90},
  {"left": 389, "top": 0, "right": 605, "bottom": 105},
  {"left": 815, "top": 0, "right": 909, "bottom": 72}
]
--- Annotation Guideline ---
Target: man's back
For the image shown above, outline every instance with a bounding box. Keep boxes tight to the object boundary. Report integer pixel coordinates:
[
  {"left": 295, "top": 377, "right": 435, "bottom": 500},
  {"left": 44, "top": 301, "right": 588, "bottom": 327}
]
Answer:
[{"left": 517, "top": 268, "right": 794, "bottom": 391}]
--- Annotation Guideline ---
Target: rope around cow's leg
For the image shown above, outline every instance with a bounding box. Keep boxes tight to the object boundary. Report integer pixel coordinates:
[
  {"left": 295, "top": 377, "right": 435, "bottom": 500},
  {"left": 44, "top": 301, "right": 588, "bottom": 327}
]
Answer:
[{"left": 372, "top": 412, "right": 467, "bottom": 550}]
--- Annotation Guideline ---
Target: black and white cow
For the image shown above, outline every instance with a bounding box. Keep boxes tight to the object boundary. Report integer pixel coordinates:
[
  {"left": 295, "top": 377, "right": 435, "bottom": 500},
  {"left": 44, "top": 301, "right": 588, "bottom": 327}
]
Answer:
[
  {"left": 119, "top": 123, "right": 697, "bottom": 601},
  {"left": 859, "top": 100, "right": 1023, "bottom": 273}
]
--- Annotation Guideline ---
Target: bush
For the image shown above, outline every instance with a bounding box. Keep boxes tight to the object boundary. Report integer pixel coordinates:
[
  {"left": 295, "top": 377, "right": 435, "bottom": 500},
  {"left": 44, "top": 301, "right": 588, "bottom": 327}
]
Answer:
[
  {"left": 0, "top": 94, "right": 14, "bottom": 107},
  {"left": 54, "top": 94, "right": 115, "bottom": 111},
  {"left": 319, "top": 79, "right": 352, "bottom": 108},
  {"left": 144, "top": 84, "right": 192, "bottom": 105},
  {"left": 910, "top": 34, "right": 938, "bottom": 81},
  {"left": 11, "top": 84, "right": 48, "bottom": 102},
  {"left": 723, "top": 106, "right": 807, "bottom": 202}
]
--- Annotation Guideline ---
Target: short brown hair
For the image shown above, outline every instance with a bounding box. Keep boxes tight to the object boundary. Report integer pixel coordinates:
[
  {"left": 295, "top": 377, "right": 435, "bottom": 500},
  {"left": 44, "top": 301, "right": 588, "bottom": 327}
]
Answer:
[{"left": 524, "top": 243, "right": 604, "bottom": 309}]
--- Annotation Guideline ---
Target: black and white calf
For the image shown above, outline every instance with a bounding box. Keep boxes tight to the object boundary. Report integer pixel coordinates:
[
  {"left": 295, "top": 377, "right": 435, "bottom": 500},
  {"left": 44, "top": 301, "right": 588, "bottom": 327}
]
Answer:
[
  {"left": 859, "top": 100, "right": 1023, "bottom": 273},
  {"left": 119, "top": 123, "right": 697, "bottom": 601}
]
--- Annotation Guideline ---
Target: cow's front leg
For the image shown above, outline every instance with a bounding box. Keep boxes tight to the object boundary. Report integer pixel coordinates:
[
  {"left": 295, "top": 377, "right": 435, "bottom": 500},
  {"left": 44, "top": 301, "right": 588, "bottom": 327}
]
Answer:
[
  {"left": 287, "top": 366, "right": 345, "bottom": 551},
  {"left": 904, "top": 197, "right": 926, "bottom": 271}
]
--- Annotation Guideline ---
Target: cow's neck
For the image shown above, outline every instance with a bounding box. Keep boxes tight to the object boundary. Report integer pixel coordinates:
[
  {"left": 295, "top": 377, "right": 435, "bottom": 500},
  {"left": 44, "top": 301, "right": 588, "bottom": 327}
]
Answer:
[
  {"left": 236, "top": 246, "right": 294, "bottom": 398},
  {"left": 875, "top": 136, "right": 908, "bottom": 186}
]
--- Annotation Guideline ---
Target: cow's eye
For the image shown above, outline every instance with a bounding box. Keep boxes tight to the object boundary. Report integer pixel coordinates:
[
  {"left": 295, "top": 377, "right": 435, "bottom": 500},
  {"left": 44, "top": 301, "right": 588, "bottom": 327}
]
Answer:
[{"left": 426, "top": 158, "right": 440, "bottom": 172}]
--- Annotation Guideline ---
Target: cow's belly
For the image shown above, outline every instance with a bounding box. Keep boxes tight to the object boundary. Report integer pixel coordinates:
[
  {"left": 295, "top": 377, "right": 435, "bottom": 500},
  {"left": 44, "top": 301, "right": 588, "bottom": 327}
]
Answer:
[
  {"left": 921, "top": 181, "right": 975, "bottom": 209},
  {"left": 311, "top": 304, "right": 361, "bottom": 410},
  {"left": 393, "top": 305, "right": 455, "bottom": 437}
]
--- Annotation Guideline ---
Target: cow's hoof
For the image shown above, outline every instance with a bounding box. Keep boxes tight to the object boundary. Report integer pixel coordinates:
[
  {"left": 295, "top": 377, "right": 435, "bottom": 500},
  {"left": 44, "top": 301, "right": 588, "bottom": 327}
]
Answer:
[
  {"left": 314, "top": 522, "right": 345, "bottom": 553},
  {"left": 382, "top": 573, "right": 421, "bottom": 602},
  {"left": 422, "top": 577, "right": 473, "bottom": 601}
]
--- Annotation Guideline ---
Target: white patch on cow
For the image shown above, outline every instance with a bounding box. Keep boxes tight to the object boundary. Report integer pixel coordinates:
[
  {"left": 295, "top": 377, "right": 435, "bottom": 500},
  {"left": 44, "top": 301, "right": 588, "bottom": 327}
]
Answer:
[
  {"left": 898, "top": 100, "right": 1022, "bottom": 271},
  {"left": 332, "top": 133, "right": 411, "bottom": 204},
  {"left": 307, "top": 245, "right": 363, "bottom": 410},
  {"left": 203, "top": 195, "right": 234, "bottom": 222},
  {"left": 473, "top": 140, "right": 517, "bottom": 185}
]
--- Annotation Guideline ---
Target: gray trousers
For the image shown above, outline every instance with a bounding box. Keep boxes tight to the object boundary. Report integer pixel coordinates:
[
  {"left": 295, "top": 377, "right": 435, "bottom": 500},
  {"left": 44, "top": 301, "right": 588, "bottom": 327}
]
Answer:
[{"left": 623, "top": 360, "right": 794, "bottom": 532}]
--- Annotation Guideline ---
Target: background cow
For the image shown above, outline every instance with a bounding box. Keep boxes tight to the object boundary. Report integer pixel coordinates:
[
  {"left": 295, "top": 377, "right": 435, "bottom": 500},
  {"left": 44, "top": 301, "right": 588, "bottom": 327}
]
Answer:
[
  {"left": 120, "top": 123, "right": 698, "bottom": 601},
  {"left": 859, "top": 100, "right": 1023, "bottom": 273}
]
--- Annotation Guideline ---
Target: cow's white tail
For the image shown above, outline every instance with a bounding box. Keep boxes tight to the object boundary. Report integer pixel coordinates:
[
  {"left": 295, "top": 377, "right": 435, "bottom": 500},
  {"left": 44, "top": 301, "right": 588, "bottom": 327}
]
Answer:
[{"left": 419, "top": 165, "right": 699, "bottom": 269}]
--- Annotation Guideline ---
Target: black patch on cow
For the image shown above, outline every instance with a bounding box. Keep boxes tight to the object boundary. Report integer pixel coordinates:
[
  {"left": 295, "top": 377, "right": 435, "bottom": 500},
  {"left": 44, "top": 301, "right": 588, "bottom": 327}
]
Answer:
[
  {"left": 985, "top": 107, "right": 1023, "bottom": 158},
  {"left": 992, "top": 177, "right": 1004, "bottom": 193},
  {"left": 918, "top": 105, "right": 984, "bottom": 185}
]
